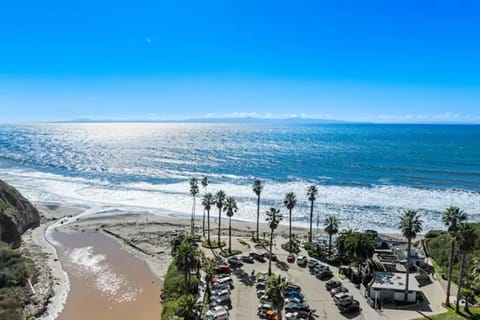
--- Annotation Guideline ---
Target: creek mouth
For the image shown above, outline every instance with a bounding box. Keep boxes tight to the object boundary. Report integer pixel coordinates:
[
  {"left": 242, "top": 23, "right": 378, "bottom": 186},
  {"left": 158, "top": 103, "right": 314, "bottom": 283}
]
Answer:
[{"left": 51, "top": 230, "right": 162, "bottom": 320}]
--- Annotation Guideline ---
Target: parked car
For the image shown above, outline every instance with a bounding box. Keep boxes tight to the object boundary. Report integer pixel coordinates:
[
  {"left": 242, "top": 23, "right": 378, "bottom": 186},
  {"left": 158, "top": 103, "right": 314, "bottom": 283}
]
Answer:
[
  {"left": 285, "top": 290, "right": 304, "bottom": 300},
  {"left": 285, "top": 301, "right": 310, "bottom": 313},
  {"left": 297, "top": 255, "right": 307, "bottom": 267},
  {"left": 257, "top": 289, "right": 266, "bottom": 298},
  {"left": 215, "top": 264, "right": 231, "bottom": 274},
  {"left": 339, "top": 300, "right": 361, "bottom": 314},
  {"left": 276, "top": 260, "right": 289, "bottom": 271},
  {"left": 287, "top": 253, "right": 296, "bottom": 263},
  {"left": 205, "top": 308, "right": 229, "bottom": 320},
  {"left": 250, "top": 252, "right": 266, "bottom": 262},
  {"left": 259, "top": 295, "right": 271, "bottom": 304},
  {"left": 333, "top": 292, "right": 353, "bottom": 305},
  {"left": 330, "top": 285, "right": 348, "bottom": 296},
  {"left": 256, "top": 282, "right": 266, "bottom": 291},
  {"left": 209, "top": 296, "right": 232, "bottom": 309},
  {"left": 264, "top": 251, "right": 278, "bottom": 261},
  {"left": 307, "top": 259, "right": 319, "bottom": 269},
  {"left": 241, "top": 255, "right": 254, "bottom": 263},
  {"left": 286, "top": 283, "right": 301, "bottom": 292},
  {"left": 227, "top": 256, "right": 243, "bottom": 268},
  {"left": 316, "top": 270, "right": 333, "bottom": 280},
  {"left": 325, "top": 279, "right": 342, "bottom": 290},
  {"left": 285, "top": 297, "right": 304, "bottom": 304}
]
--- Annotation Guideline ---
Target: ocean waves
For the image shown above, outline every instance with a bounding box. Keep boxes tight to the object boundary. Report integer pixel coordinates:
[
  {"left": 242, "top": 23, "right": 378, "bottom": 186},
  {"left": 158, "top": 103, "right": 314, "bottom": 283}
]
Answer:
[{"left": 1, "top": 168, "right": 479, "bottom": 234}]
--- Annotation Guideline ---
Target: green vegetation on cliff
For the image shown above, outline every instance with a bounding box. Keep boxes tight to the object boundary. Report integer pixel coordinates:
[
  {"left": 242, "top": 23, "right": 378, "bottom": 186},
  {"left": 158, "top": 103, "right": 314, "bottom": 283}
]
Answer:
[
  {"left": 426, "top": 223, "right": 480, "bottom": 281},
  {"left": 0, "top": 241, "right": 37, "bottom": 319}
]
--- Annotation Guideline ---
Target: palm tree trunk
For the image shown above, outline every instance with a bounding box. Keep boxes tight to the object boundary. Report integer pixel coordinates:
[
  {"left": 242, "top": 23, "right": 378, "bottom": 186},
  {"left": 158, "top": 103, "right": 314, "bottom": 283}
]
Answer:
[
  {"left": 207, "top": 209, "right": 211, "bottom": 245},
  {"left": 455, "top": 253, "right": 467, "bottom": 313},
  {"left": 184, "top": 272, "right": 188, "bottom": 296},
  {"left": 404, "top": 237, "right": 412, "bottom": 302},
  {"left": 191, "top": 195, "right": 196, "bottom": 236},
  {"left": 228, "top": 217, "right": 232, "bottom": 254},
  {"left": 256, "top": 196, "right": 260, "bottom": 242},
  {"left": 202, "top": 208, "right": 206, "bottom": 237},
  {"left": 268, "top": 230, "right": 274, "bottom": 276},
  {"left": 289, "top": 209, "right": 292, "bottom": 252},
  {"left": 445, "top": 240, "right": 455, "bottom": 305},
  {"left": 309, "top": 200, "right": 313, "bottom": 243},
  {"left": 465, "top": 297, "right": 470, "bottom": 314},
  {"left": 328, "top": 233, "right": 332, "bottom": 257},
  {"left": 218, "top": 208, "right": 222, "bottom": 246}
]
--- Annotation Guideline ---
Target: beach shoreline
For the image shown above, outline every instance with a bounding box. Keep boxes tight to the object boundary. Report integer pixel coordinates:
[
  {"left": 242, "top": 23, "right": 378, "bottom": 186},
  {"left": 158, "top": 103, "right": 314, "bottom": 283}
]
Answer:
[{"left": 24, "top": 201, "right": 411, "bottom": 319}]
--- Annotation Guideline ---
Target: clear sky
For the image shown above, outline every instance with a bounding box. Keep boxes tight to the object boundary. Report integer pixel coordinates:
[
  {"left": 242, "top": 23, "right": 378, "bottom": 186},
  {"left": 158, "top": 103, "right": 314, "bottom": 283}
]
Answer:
[{"left": 1, "top": 0, "right": 479, "bottom": 123}]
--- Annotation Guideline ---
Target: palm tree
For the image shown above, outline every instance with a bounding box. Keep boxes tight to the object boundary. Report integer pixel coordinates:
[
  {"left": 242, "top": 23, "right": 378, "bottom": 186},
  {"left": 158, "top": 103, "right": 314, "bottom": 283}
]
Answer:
[
  {"left": 306, "top": 185, "right": 318, "bottom": 243},
  {"left": 215, "top": 190, "right": 226, "bottom": 245},
  {"left": 201, "top": 176, "right": 209, "bottom": 236},
  {"left": 266, "top": 207, "right": 283, "bottom": 275},
  {"left": 189, "top": 178, "right": 199, "bottom": 236},
  {"left": 324, "top": 215, "right": 339, "bottom": 257},
  {"left": 202, "top": 192, "right": 214, "bottom": 245},
  {"left": 177, "top": 294, "right": 197, "bottom": 320},
  {"left": 442, "top": 206, "right": 467, "bottom": 305},
  {"left": 204, "top": 258, "right": 215, "bottom": 298},
  {"left": 283, "top": 192, "right": 297, "bottom": 252},
  {"left": 343, "top": 231, "right": 375, "bottom": 273},
  {"left": 266, "top": 275, "right": 288, "bottom": 320},
  {"left": 175, "top": 240, "right": 197, "bottom": 295},
  {"left": 252, "top": 179, "right": 263, "bottom": 242},
  {"left": 337, "top": 229, "right": 355, "bottom": 259},
  {"left": 398, "top": 210, "right": 423, "bottom": 303},
  {"left": 223, "top": 196, "right": 238, "bottom": 254},
  {"left": 455, "top": 223, "right": 477, "bottom": 313}
]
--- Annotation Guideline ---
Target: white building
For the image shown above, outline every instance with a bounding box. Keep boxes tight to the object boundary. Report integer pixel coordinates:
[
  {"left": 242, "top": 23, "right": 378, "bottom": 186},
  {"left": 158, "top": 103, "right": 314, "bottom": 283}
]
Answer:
[{"left": 368, "top": 272, "right": 421, "bottom": 304}]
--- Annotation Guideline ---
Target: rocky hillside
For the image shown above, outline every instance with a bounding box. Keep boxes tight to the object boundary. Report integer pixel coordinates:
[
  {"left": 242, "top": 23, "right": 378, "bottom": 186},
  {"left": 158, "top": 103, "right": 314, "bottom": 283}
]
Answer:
[{"left": 0, "top": 180, "right": 40, "bottom": 248}]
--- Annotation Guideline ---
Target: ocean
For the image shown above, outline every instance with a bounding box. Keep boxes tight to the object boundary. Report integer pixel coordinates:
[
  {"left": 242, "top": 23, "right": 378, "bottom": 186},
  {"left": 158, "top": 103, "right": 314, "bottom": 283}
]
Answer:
[{"left": 0, "top": 122, "right": 479, "bottom": 233}]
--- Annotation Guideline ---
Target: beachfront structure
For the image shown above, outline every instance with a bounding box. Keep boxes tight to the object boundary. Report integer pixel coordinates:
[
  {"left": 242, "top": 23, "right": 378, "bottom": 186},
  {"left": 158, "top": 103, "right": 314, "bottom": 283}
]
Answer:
[{"left": 368, "top": 272, "right": 421, "bottom": 304}]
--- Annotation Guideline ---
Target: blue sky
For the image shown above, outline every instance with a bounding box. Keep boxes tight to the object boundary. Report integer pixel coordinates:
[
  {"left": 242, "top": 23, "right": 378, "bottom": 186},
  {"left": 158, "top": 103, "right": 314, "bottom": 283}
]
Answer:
[{"left": 1, "top": 0, "right": 479, "bottom": 123}]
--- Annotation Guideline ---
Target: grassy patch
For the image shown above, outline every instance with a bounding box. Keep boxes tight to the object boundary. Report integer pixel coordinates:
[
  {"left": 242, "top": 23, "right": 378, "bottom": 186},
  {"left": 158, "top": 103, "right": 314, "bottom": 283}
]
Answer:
[
  {"left": 413, "top": 305, "right": 480, "bottom": 320},
  {"left": 201, "top": 240, "right": 226, "bottom": 249},
  {"left": 219, "top": 249, "right": 242, "bottom": 257}
]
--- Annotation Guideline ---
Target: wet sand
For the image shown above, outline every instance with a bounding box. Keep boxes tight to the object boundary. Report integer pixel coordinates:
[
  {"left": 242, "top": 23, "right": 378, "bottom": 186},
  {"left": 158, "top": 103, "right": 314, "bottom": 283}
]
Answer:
[{"left": 52, "top": 230, "right": 162, "bottom": 320}]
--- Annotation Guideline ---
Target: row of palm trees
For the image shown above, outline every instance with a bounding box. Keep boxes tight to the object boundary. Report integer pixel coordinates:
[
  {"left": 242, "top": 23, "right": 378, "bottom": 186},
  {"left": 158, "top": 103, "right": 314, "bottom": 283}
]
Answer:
[
  {"left": 441, "top": 207, "right": 479, "bottom": 313},
  {"left": 190, "top": 177, "right": 323, "bottom": 253}
]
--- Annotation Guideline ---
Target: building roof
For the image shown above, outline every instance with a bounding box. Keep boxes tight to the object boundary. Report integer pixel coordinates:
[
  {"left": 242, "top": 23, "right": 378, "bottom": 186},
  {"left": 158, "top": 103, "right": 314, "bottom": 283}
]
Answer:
[{"left": 369, "top": 272, "right": 421, "bottom": 292}]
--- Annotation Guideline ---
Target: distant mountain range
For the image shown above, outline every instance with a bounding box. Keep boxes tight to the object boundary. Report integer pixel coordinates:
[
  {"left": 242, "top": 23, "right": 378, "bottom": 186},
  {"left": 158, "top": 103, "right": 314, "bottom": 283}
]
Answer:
[{"left": 53, "top": 117, "right": 351, "bottom": 124}]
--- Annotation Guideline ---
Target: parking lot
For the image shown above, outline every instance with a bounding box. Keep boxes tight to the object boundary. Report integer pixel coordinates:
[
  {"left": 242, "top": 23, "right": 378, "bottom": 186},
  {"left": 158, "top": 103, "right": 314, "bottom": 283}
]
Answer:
[{"left": 202, "top": 236, "right": 385, "bottom": 320}]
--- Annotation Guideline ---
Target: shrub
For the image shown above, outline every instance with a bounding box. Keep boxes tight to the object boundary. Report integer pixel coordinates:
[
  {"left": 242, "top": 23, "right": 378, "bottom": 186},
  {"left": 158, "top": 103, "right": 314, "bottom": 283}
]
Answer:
[{"left": 281, "top": 242, "right": 300, "bottom": 254}]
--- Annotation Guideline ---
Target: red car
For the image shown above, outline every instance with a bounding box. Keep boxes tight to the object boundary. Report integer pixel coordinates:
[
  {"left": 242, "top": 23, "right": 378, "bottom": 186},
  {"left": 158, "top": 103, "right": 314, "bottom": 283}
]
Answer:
[{"left": 287, "top": 253, "right": 296, "bottom": 263}]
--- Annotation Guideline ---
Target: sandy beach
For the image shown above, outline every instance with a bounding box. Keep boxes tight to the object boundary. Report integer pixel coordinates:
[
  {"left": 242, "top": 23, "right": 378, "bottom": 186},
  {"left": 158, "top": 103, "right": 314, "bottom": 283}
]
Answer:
[{"left": 23, "top": 201, "right": 419, "bottom": 320}]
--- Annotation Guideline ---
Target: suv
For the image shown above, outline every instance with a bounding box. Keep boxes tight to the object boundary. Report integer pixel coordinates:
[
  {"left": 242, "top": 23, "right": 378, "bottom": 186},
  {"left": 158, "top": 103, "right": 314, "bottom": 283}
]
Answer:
[
  {"left": 333, "top": 292, "right": 353, "bottom": 305},
  {"left": 325, "top": 279, "right": 342, "bottom": 290},
  {"left": 297, "top": 256, "right": 307, "bottom": 267}
]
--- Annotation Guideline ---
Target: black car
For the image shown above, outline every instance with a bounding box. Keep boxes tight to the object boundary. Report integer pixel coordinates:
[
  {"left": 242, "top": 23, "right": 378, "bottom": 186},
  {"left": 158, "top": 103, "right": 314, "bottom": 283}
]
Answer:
[
  {"left": 264, "top": 251, "right": 278, "bottom": 261},
  {"left": 316, "top": 270, "right": 333, "bottom": 280},
  {"left": 249, "top": 252, "right": 266, "bottom": 262},
  {"left": 339, "top": 300, "right": 361, "bottom": 314},
  {"left": 227, "top": 256, "right": 243, "bottom": 268},
  {"left": 286, "top": 283, "right": 301, "bottom": 292},
  {"left": 241, "top": 255, "right": 254, "bottom": 263}
]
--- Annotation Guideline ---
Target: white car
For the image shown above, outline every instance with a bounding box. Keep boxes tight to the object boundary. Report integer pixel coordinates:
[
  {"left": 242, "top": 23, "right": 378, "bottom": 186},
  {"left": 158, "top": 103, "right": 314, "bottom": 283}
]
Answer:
[{"left": 333, "top": 292, "right": 353, "bottom": 305}]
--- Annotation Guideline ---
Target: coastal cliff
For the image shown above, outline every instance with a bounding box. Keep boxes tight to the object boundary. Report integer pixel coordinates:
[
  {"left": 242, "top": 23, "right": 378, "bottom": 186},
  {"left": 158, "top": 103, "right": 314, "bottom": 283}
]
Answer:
[{"left": 0, "top": 179, "right": 40, "bottom": 248}]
